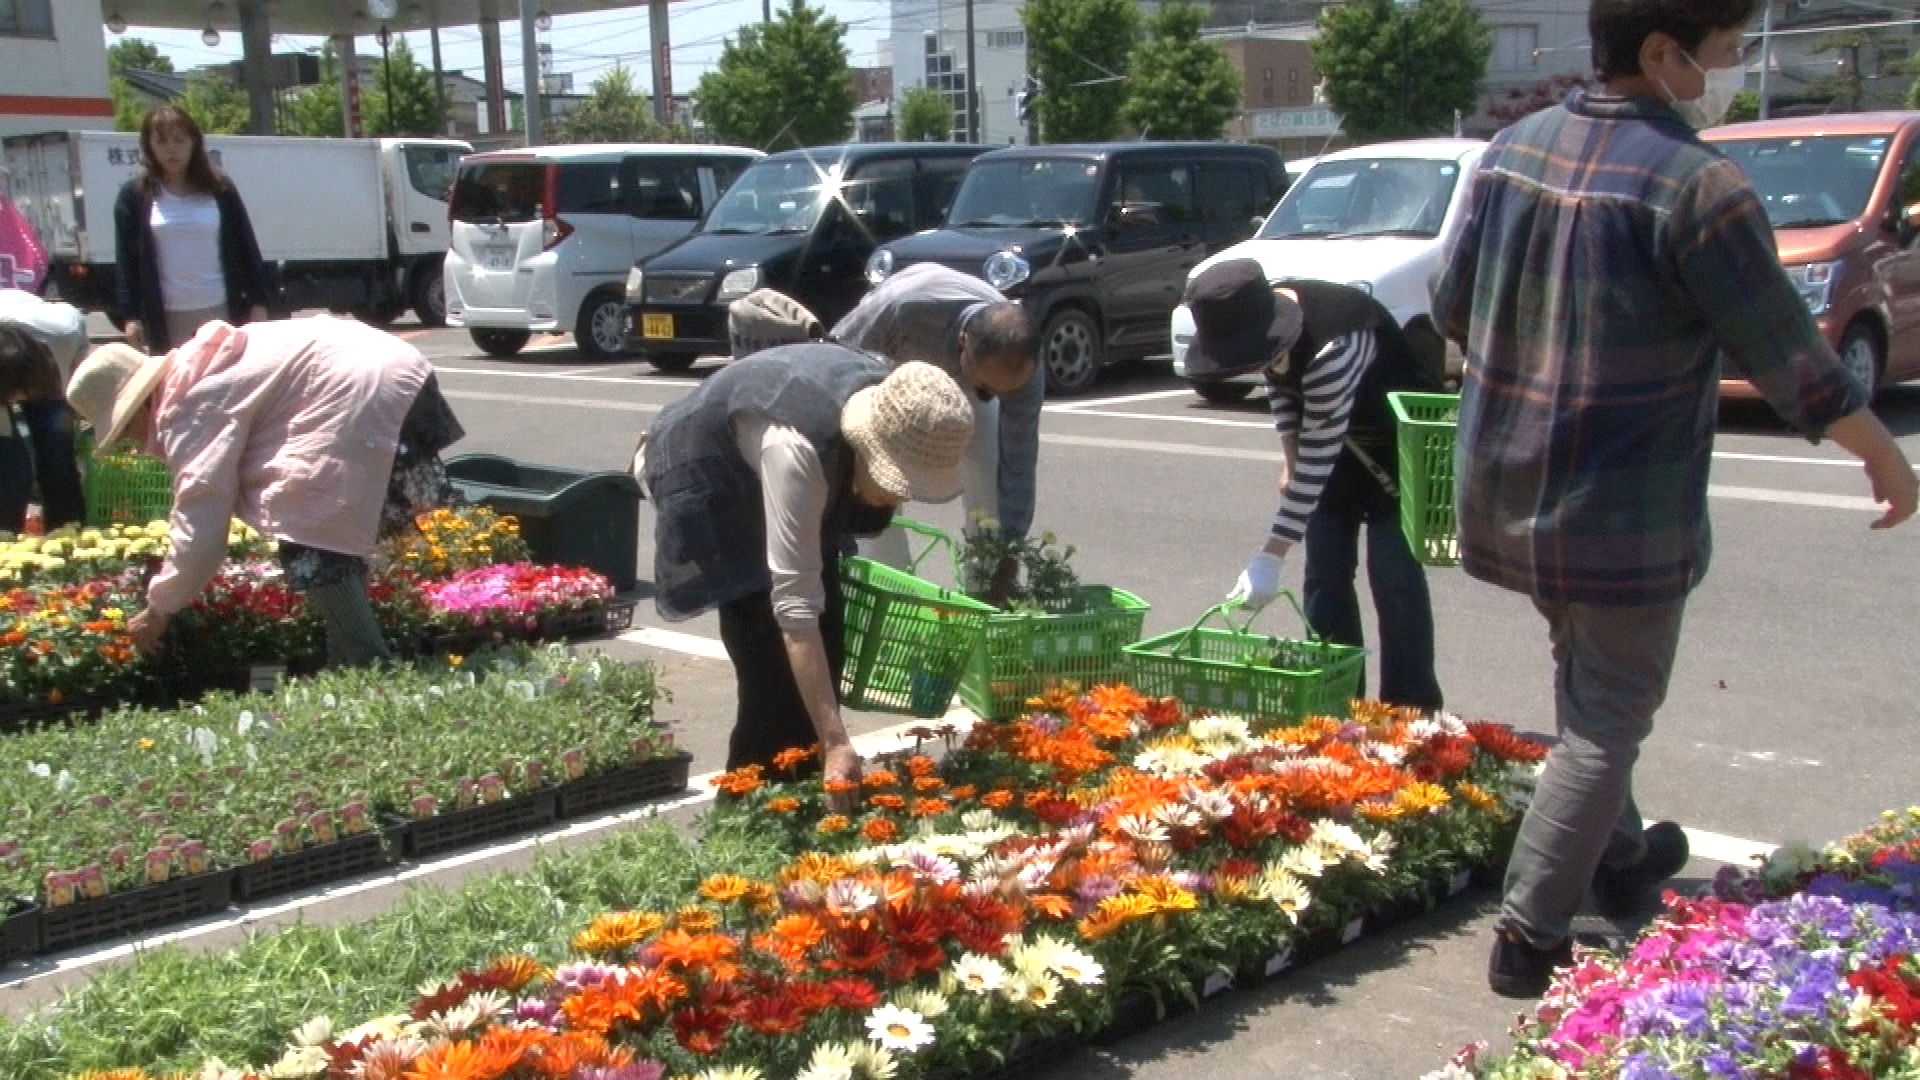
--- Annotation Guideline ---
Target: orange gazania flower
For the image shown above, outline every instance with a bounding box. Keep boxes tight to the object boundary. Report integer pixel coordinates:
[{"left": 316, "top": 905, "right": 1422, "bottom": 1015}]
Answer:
[
  {"left": 671, "top": 907, "right": 722, "bottom": 934},
  {"left": 483, "top": 953, "right": 547, "bottom": 992},
  {"left": 784, "top": 851, "right": 856, "bottom": 885},
  {"left": 572, "top": 911, "right": 664, "bottom": 956},
  {"left": 949, "top": 784, "right": 978, "bottom": 801},
  {"left": 868, "top": 793, "right": 907, "bottom": 811},
  {"left": 765, "top": 797, "right": 801, "bottom": 814},
  {"left": 861, "top": 769, "right": 900, "bottom": 789},
  {"left": 770, "top": 912, "right": 828, "bottom": 950},
  {"left": 1030, "top": 893, "right": 1075, "bottom": 920},
  {"left": 863, "top": 818, "right": 900, "bottom": 843},
  {"left": 405, "top": 1036, "right": 519, "bottom": 1080},
  {"left": 654, "top": 929, "right": 741, "bottom": 980},
  {"left": 980, "top": 790, "right": 1015, "bottom": 810},
  {"left": 772, "top": 745, "right": 819, "bottom": 772},
  {"left": 711, "top": 765, "right": 766, "bottom": 797},
  {"left": 1466, "top": 721, "right": 1549, "bottom": 764},
  {"left": 560, "top": 979, "right": 645, "bottom": 1036},
  {"left": 904, "top": 755, "right": 938, "bottom": 777},
  {"left": 1455, "top": 781, "right": 1504, "bottom": 815},
  {"left": 817, "top": 814, "right": 852, "bottom": 835},
  {"left": 698, "top": 874, "right": 755, "bottom": 904},
  {"left": 528, "top": 1031, "right": 620, "bottom": 1077},
  {"left": 909, "top": 798, "right": 951, "bottom": 818},
  {"left": 823, "top": 779, "right": 859, "bottom": 796},
  {"left": 912, "top": 776, "right": 946, "bottom": 793},
  {"left": 1131, "top": 875, "right": 1199, "bottom": 915}
]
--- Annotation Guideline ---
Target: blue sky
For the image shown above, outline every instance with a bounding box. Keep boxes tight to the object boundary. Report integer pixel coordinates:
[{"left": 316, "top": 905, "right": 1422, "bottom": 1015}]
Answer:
[{"left": 111, "top": 0, "right": 903, "bottom": 97}]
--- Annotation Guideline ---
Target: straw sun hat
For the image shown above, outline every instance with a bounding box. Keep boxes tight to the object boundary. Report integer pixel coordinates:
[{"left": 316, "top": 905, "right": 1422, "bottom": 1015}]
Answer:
[
  {"left": 66, "top": 343, "right": 170, "bottom": 459},
  {"left": 728, "top": 289, "right": 823, "bottom": 360},
  {"left": 841, "top": 361, "right": 974, "bottom": 504}
]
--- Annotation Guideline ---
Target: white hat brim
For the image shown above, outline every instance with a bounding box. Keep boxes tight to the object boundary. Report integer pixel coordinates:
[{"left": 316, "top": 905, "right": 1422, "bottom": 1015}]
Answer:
[
  {"left": 92, "top": 352, "right": 171, "bottom": 459},
  {"left": 842, "top": 385, "right": 964, "bottom": 505}
]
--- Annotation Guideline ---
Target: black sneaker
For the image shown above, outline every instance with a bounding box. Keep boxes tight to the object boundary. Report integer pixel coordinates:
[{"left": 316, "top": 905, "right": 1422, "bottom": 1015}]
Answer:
[
  {"left": 1592, "top": 821, "right": 1690, "bottom": 917},
  {"left": 1488, "top": 923, "right": 1574, "bottom": 998}
]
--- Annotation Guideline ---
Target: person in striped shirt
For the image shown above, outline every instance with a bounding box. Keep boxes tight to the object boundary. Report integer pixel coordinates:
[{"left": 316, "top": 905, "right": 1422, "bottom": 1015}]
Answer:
[{"left": 1183, "top": 258, "right": 1445, "bottom": 710}]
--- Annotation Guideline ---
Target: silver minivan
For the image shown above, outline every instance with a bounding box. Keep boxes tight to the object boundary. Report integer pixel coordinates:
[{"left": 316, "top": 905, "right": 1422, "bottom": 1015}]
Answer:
[{"left": 444, "top": 143, "right": 761, "bottom": 359}]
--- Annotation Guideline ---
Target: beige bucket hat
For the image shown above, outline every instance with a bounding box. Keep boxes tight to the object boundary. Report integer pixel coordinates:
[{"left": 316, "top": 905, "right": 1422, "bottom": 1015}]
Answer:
[
  {"left": 728, "top": 289, "right": 823, "bottom": 360},
  {"left": 66, "top": 343, "right": 170, "bottom": 459},
  {"left": 841, "top": 361, "right": 974, "bottom": 504}
]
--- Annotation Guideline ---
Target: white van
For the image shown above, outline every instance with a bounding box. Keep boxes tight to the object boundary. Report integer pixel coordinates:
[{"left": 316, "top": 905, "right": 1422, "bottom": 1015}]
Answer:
[
  {"left": 444, "top": 144, "right": 762, "bottom": 359},
  {"left": 1170, "top": 137, "right": 1486, "bottom": 402}
]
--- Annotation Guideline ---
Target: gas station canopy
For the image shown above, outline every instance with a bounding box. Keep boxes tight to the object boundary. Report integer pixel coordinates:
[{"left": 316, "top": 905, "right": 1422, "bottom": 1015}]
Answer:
[{"left": 101, "top": 0, "right": 647, "bottom": 38}]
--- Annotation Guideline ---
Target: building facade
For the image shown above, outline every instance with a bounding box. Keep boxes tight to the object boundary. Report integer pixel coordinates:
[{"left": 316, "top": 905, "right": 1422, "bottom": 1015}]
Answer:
[
  {"left": 886, "top": 0, "right": 1030, "bottom": 144},
  {"left": 0, "top": 0, "right": 112, "bottom": 139}
]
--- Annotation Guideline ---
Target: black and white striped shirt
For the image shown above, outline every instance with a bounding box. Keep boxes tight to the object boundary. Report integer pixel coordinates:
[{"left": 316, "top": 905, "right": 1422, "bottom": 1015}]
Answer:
[{"left": 1267, "top": 329, "right": 1374, "bottom": 543}]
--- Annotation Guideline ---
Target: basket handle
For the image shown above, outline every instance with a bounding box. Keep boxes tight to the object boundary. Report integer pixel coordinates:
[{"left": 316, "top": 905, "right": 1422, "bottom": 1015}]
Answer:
[
  {"left": 1170, "top": 593, "right": 1322, "bottom": 659},
  {"left": 893, "top": 518, "right": 961, "bottom": 578}
]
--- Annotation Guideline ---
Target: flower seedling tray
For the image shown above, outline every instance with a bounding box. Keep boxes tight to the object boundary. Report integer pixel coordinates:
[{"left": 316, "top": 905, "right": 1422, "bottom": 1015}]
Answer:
[
  {"left": 38, "top": 869, "right": 234, "bottom": 955},
  {"left": 555, "top": 751, "right": 693, "bottom": 820},
  {"left": 231, "top": 828, "right": 401, "bottom": 903},
  {"left": 542, "top": 598, "right": 637, "bottom": 641},
  {"left": 0, "top": 899, "right": 41, "bottom": 965},
  {"left": 390, "top": 789, "right": 559, "bottom": 860}
]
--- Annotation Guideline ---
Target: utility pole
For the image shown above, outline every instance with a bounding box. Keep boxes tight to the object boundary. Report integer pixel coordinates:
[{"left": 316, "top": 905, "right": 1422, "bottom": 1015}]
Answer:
[
  {"left": 377, "top": 24, "right": 396, "bottom": 135},
  {"left": 964, "top": 0, "right": 979, "bottom": 141},
  {"left": 1758, "top": 0, "right": 1775, "bottom": 119},
  {"left": 521, "top": 0, "right": 543, "bottom": 146}
]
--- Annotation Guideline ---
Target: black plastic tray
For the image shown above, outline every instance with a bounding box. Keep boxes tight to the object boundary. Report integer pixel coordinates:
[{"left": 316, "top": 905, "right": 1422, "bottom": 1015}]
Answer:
[
  {"left": 390, "top": 789, "right": 559, "bottom": 859},
  {"left": 0, "top": 899, "right": 41, "bottom": 964},
  {"left": 38, "top": 869, "right": 234, "bottom": 955},
  {"left": 232, "top": 829, "right": 400, "bottom": 903},
  {"left": 555, "top": 752, "right": 693, "bottom": 819}
]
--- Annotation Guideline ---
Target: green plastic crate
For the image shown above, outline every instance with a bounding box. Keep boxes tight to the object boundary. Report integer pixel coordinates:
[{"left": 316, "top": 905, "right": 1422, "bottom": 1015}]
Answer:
[
  {"left": 1387, "top": 391, "right": 1461, "bottom": 568},
  {"left": 75, "top": 431, "right": 172, "bottom": 527},
  {"left": 959, "top": 584, "right": 1152, "bottom": 720},
  {"left": 1124, "top": 599, "right": 1365, "bottom": 723},
  {"left": 840, "top": 555, "right": 994, "bottom": 717}
]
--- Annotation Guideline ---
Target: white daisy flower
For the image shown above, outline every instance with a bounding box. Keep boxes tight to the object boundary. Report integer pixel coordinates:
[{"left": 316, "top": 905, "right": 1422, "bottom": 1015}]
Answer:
[
  {"left": 895, "top": 987, "right": 951, "bottom": 1019},
  {"left": 698, "top": 1067, "right": 767, "bottom": 1080},
  {"left": 850, "top": 1042, "right": 901, "bottom": 1080},
  {"left": 1113, "top": 813, "right": 1169, "bottom": 845},
  {"left": 1006, "top": 970, "right": 1063, "bottom": 1009},
  {"left": 1183, "top": 786, "right": 1235, "bottom": 822},
  {"left": 1151, "top": 802, "right": 1202, "bottom": 830},
  {"left": 1256, "top": 866, "right": 1312, "bottom": 922},
  {"left": 289, "top": 1016, "right": 333, "bottom": 1047},
  {"left": 1046, "top": 945, "right": 1105, "bottom": 987},
  {"left": 865, "top": 1004, "right": 937, "bottom": 1053},
  {"left": 952, "top": 953, "right": 1008, "bottom": 994},
  {"left": 1277, "top": 845, "right": 1329, "bottom": 879},
  {"left": 826, "top": 878, "right": 881, "bottom": 915},
  {"left": 1310, "top": 820, "right": 1371, "bottom": 859}
]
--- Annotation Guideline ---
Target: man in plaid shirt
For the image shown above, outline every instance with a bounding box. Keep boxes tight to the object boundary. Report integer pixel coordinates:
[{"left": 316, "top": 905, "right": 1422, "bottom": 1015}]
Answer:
[{"left": 1434, "top": 0, "right": 1916, "bottom": 998}]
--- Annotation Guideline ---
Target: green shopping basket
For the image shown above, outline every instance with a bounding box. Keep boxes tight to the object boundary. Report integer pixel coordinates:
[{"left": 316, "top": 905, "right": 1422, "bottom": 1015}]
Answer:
[
  {"left": 1123, "top": 597, "right": 1365, "bottom": 723},
  {"left": 840, "top": 553, "right": 994, "bottom": 718},
  {"left": 1387, "top": 391, "right": 1461, "bottom": 568},
  {"left": 882, "top": 520, "right": 1151, "bottom": 720},
  {"left": 75, "top": 431, "right": 172, "bottom": 527}
]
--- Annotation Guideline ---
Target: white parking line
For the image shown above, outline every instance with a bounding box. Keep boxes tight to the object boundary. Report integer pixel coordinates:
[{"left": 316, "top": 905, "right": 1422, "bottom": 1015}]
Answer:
[
  {"left": 1684, "top": 828, "right": 1776, "bottom": 868},
  {"left": 442, "top": 389, "right": 665, "bottom": 413},
  {"left": 1049, "top": 389, "right": 1197, "bottom": 411},
  {"left": 1059, "top": 407, "right": 1272, "bottom": 429},
  {"left": 435, "top": 364, "right": 703, "bottom": 388},
  {"left": 1706, "top": 484, "right": 1878, "bottom": 512},
  {"left": 619, "top": 626, "right": 731, "bottom": 660}
]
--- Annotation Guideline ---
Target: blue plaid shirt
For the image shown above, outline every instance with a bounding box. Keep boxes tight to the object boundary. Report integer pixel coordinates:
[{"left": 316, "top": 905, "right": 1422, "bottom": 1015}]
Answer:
[{"left": 1433, "top": 89, "right": 1868, "bottom": 606}]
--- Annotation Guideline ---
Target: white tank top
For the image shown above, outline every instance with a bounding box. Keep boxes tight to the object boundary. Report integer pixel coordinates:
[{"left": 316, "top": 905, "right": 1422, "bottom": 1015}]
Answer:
[{"left": 150, "top": 188, "right": 227, "bottom": 313}]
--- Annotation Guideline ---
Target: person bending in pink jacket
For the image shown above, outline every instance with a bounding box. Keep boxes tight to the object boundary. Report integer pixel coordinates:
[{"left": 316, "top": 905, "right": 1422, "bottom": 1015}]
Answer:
[{"left": 66, "top": 315, "right": 465, "bottom": 668}]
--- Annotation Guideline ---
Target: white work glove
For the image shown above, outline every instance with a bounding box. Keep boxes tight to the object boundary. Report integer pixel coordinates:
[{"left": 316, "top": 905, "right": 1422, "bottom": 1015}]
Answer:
[{"left": 1228, "top": 551, "right": 1285, "bottom": 612}]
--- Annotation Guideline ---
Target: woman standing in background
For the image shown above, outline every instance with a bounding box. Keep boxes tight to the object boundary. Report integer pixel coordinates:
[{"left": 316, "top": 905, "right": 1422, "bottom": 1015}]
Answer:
[{"left": 114, "top": 105, "right": 273, "bottom": 354}]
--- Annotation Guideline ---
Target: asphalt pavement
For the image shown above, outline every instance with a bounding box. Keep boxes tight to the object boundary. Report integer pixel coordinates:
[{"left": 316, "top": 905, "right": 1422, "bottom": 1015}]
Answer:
[{"left": 69, "top": 314, "right": 1920, "bottom": 1077}]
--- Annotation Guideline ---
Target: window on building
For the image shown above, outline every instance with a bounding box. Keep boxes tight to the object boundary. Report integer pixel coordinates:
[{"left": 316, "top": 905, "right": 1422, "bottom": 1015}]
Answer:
[
  {"left": 1264, "top": 67, "right": 1274, "bottom": 81},
  {"left": 1264, "top": 86, "right": 1274, "bottom": 104},
  {"left": 0, "top": 0, "right": 53, "bottom": 35},
  {"left": 1289, "top": 68, "right": 1299, "bottom": 83},
  {"left": 986, "top": 29, "right": 1025, "bottom": 49},
  {"left": 1493, "top": 25, "right": 1539, "bottom": 73}
]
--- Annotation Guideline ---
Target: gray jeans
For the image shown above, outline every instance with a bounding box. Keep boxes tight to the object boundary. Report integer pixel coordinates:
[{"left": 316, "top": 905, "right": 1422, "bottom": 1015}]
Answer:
[{"left": 1502, "top": 597, "right": 1688, "bottom": 945}]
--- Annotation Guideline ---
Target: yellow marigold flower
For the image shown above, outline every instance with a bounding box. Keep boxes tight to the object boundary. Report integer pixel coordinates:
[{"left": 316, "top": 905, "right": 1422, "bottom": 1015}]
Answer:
[
  {"left": 136, "top": 738, "right": 155, "bottom": 752},
  {"left": 1454, "top": 782, "right": 1503, "bottom": 815},
  {"left": 484, "top": 953, "right": 548, "bottom": 991},
  {"left": 572, "top": 911, "right": 664, "bottom": 955},
  {"left": 1131, "top": 875, "right": 1198, "bottom": 914},
  {"left": 1392, "top": 782, "right": 1452, "bottom": 815}
]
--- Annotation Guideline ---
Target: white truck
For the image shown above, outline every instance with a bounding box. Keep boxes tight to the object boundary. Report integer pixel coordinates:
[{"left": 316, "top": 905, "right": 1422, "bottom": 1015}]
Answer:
[{"left": 1, "top": 131, "right": 469, "bottom": 327}]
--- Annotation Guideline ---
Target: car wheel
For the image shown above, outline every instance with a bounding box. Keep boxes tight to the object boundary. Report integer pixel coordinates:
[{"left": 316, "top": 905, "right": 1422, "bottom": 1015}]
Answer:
[
  {"left": 1193, "top": 381, "right": 1253, "bottom": 405},
  {"left": 470, "top": 328, "right": 531, "bottom": 357},
  {"left": 647, "top": 352, "right": 698, "bottom": 373},
  {"left": 411, "top": 263, "right": 447, "bottom": 328},
  {"left": 1040, "top": 307, "right": 1101, "bottom": 396},
  {"left": 1839, "top": 323, "right": 1884, "bottom": 400},
  {"left": 575, "top": 290, "right": 631, "bottom": 361}
]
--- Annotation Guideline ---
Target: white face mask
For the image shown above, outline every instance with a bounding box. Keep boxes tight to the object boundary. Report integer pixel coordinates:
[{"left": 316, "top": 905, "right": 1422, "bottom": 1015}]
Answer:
[{"left": 1661, "top": 53, "right": 1745, "bottom": 129}]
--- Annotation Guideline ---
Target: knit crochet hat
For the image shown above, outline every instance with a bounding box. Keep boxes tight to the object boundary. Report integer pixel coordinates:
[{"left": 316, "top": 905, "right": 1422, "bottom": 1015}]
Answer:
[
  {"left": 841, "top": 361, "right": 974, "bottom": 504},
  {"left": 728, "top": 289, "right": 823, "bottom": 360},
  {"left": 67, "top": 343, "right": 170, "bottom": 459}
]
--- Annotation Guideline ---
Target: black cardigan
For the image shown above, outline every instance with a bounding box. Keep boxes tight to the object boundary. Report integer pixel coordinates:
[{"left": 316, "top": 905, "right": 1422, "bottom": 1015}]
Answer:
[{"left": 113, "top": 177, "right": 274, "bottom": 352}]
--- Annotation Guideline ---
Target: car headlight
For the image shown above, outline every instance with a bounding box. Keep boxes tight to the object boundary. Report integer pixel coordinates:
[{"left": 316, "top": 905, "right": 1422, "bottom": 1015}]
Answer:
[
  {"left": 716, "top": 267, "right": 761, "bottom": 302},
  {"left": 984, "top": 250, "right": 1031, "bottom": 291},
  {"left": 625, "top": 267, "right": 644, "bottom": 302},
  {"left": 1785, "top": 260, "right": 1840, "bottom": 316},
  {"left": 865, "top": 249, "right": 894, "bottom": 286}
]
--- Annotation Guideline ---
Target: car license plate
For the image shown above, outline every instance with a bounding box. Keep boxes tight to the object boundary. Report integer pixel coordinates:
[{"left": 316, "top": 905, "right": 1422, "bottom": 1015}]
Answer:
[
  {"left": 483, "top": 247, "right": 514, "bottom": 272},
  {"left": 642, "top": 313, "right": 674, "bottom": 339}
]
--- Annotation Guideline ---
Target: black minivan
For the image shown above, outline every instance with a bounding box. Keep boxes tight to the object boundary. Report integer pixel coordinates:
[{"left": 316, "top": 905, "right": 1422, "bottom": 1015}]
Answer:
[
  {"left": 866, "top": 142, "right": 1286, "bottom": 394},
  {"left": 622, "top": 142, "right": 992, "bottom": 368}
]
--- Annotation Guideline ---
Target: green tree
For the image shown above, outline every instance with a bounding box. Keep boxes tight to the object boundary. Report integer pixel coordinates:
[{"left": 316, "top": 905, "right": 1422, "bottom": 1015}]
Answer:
[
  {"left": 697, "top": 0, "right": 855, "bottom": 151},
  {"left": 107, "top": 39, "right": 173, "bottom": 75},
  {"left": 1022, "top": 0, "right": 1139, "bottom": 143},
  {"left": 280, "top": 39, "right": 445, "bottom": 138},
  {"left": 1313, "top": 0, "right": 1490, "bottom": 142},
  {"left": 1122, "top": 3, "right": 1240, "bottom": 140},
  {"left": 1727, "top": 89, "right": 1761, "bottom": 124},
  {"left": 897, "top": 86, "right": 955, "bottom": 142},
  {"left": 556, "top": 64, "right": 657, "bottom": 143},
  {"left": 178, "top": 72, "right": 250, "bottom": 135},
  {"left": 108, "top": 38, "right": 176, "bottom": 132}
]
